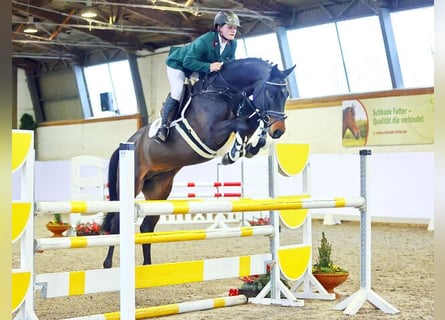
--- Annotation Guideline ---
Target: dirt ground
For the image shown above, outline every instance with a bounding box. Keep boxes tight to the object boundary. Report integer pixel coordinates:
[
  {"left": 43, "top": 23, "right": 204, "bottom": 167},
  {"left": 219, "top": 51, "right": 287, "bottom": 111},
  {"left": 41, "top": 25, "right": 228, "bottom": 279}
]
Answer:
[{"left": 15, "top": 214, "right": 434, "bottom": 320}]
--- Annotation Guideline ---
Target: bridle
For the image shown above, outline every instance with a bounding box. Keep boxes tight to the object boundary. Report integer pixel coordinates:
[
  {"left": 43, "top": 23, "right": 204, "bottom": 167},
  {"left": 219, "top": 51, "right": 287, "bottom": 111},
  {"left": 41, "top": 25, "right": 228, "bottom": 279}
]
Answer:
[
  {"left": 251, "top": 80, "right": 288, "bottom": 127},
  {"left": 199, "top": 64, "right": 289, "bottom": 128}
]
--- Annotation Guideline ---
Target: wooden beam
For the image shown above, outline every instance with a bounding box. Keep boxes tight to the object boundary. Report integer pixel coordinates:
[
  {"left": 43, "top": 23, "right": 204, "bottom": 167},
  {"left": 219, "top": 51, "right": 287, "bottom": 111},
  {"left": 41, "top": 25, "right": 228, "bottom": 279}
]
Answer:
[
  {"left": 286, "top": 87, "right": 434, "bottom": 110},
  {"left": 49, "top": 8, "right": 76, "bottom": 41}
]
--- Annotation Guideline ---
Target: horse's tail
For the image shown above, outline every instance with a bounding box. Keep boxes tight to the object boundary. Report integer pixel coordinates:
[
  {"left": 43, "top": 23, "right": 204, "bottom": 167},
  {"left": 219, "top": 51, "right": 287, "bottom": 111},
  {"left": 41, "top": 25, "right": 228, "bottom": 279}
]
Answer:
[{"left": 102, "top": 148, "right": 119, "bottom": 233}]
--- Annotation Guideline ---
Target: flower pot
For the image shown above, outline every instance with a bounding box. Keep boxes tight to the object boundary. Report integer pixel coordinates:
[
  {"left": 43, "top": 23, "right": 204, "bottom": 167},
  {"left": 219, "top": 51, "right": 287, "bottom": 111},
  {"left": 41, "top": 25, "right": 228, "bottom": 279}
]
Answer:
[
  {"left": 238, "top": 288, "right": 260, "bottom": 298},
  {"left": 313, "top": 272, "right": 349, "bottom": 298},
  {"left": 46, "top": 222, "right": 71, "bottom": 237}
]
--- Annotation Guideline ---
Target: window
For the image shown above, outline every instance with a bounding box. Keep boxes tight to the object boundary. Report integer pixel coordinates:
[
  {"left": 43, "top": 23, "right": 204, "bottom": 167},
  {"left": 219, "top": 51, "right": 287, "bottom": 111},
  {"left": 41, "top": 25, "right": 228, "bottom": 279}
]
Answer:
[
  {"left": 337, "top": 16, "right": 393, "bottom": 93},
  {"left": 236, "top": 34, "right": 283, "bottom": 68},
  {"left": 284, "top": 6, "right": 433, "bottom": 98},
  {"left": 287, "top": 24, "right": 348, "bottom": 97},
  {"left": 84, "top": 60, "right": 138, "bottom": 117},
  {"left": 390, "top": 6, "right": 434, "bottom": 88}
]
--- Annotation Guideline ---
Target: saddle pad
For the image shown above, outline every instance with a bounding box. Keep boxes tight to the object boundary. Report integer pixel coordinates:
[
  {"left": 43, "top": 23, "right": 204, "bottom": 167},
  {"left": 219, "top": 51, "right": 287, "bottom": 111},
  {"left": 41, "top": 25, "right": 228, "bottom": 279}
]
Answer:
[{"left": 148, "top": 118, "right": 162, "bottom": 138}]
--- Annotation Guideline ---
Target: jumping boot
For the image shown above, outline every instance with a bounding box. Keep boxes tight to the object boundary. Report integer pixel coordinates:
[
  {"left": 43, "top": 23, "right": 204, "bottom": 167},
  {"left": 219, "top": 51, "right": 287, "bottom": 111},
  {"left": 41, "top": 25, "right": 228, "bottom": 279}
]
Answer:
[
  {"left": 154, "top": 95, "right": 179, "bottom": 143},
  {"left": 221, "top": 132, "right": 245, "bottom": 165}
]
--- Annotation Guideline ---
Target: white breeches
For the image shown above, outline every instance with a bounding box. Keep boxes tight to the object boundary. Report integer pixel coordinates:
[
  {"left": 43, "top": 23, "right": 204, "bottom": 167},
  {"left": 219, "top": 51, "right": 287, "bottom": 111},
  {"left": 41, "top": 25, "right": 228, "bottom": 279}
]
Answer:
[{"left": 167, "top": 66, "right": 186, "bottom": 101}]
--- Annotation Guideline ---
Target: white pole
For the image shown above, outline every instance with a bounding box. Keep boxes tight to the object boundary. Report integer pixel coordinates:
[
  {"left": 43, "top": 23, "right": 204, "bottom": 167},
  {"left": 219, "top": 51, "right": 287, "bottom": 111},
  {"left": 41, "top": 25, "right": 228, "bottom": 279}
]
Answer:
[
  {"left": 268, "top": 145, "right": 280, "bottom": 300},
  {"left": 119, "top": 143, "right": 135, "bottom": 320},
  {"left": 240, "top": 158, "right": 248, "bottom": 226}
]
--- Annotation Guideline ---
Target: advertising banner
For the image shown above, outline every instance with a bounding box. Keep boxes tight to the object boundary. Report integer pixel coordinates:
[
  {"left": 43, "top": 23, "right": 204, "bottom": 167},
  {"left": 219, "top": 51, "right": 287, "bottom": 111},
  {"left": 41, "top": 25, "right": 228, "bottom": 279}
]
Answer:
[{"left": 342, "top": 93, "right": 434, "bottom": 146}]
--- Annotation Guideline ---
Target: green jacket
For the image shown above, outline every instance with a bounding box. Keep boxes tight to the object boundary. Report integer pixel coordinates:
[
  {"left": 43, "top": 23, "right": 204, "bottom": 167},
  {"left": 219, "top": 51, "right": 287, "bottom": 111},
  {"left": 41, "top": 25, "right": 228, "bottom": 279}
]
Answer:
[{"left": 166, "top": 31, "right": 237, "bottom": 77}]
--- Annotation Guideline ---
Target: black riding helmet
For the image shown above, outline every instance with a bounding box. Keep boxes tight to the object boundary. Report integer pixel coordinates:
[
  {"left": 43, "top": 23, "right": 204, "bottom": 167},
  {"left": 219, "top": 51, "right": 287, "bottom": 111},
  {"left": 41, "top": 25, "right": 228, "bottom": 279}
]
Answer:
[{"left": 214, "top": 10, "right": 241, "bottom": 30}]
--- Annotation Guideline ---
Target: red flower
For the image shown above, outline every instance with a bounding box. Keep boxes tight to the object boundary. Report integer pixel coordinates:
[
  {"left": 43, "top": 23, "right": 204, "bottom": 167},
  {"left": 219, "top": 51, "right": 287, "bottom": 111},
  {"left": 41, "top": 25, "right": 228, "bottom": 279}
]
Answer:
[
  {"left": 239, "top": 275, "right": 259, "bottom": 283},
  {"left": 247, "top": 216, "right": 270, "bottom": 226},
  {"left": 228, "top": 288, "right": 239, "bottom": 296},
  {"left": 75, "top": 221, "right": 102, "bottom": 236}
]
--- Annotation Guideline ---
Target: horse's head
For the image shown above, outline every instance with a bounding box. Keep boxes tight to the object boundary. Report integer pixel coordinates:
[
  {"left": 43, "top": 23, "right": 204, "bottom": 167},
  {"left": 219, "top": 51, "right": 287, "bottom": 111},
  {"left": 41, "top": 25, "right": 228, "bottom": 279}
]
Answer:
[
  {"left": 252, "top": 63, "right": 296, "bottom": 139},
  {"left": 343, "top": 106, "right": 361, "bottom": 139}
]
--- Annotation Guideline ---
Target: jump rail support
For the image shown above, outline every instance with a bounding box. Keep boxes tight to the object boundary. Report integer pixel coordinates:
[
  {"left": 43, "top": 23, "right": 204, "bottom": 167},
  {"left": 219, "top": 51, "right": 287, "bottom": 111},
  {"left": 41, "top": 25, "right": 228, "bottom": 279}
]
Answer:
[{"left": 334, "top": 149, "right": 399, "bottom": 315}]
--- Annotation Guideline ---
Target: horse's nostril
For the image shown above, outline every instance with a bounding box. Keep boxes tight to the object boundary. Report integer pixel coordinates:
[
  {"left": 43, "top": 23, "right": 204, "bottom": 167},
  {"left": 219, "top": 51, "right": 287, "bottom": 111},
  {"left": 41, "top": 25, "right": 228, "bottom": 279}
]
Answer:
[{"left": 271, "top": 129, "right": 284, "bottom": 139}]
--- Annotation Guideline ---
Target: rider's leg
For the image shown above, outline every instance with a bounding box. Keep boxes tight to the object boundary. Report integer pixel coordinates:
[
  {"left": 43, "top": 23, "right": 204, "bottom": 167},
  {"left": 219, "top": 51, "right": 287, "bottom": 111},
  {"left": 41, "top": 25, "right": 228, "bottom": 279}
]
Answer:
[
  {"left": 154, "top": 67, "right": 185, "bottom": 143},
  {"left": 154, "top": 94, "right": 179, "bottom": 142}
]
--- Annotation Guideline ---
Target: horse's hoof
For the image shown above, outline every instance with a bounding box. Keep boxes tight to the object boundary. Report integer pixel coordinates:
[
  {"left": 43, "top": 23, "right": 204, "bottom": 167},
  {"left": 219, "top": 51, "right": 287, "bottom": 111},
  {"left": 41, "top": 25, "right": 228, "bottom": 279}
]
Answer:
[
  {"left": 245, "top": 145, "right": 258, "bottom": 158},
  {"left": 103, "top": 261, "right": 112, "bottom": 269},
  {"left": 221, "top": 154, "right": 235, "bottom": 165}
]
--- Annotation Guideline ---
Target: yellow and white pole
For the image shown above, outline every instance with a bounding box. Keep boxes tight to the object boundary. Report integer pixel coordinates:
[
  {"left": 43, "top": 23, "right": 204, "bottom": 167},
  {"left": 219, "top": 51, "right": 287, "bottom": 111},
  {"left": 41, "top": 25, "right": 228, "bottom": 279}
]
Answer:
[{"left": 64, "top": 295, "right": 247, "bottom": 320}]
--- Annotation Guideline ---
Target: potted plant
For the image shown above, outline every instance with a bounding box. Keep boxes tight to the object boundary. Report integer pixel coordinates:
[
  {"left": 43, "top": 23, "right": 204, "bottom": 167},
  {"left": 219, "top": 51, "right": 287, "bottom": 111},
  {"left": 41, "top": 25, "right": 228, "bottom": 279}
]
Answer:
[
  {"left": 46, "top": 213, "right": 71, "bottom": 237},
  {"left": 75, "top": 220, "right": 102, "bottom": 236},
  {"left": 228, "top": 264, "right": 290, "bottom": 298},
  {"left": 247, "top": 216, "right": 270, "bottom": 226},
  {"left": 19, "top": 113, "right": 37, "bottom": 131},
  {"left": 312, "top": 232, "right": 349, "bottom": 298}
]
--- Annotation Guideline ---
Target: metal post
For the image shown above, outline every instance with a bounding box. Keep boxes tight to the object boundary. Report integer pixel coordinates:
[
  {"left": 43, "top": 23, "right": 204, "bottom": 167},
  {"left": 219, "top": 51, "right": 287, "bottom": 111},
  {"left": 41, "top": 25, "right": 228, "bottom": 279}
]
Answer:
[
  {"left": 334, "top": 149, "right": 399, "bottom": 315},
  {"left": 359, "top": 149, "right": 372, "bottom": 289}
]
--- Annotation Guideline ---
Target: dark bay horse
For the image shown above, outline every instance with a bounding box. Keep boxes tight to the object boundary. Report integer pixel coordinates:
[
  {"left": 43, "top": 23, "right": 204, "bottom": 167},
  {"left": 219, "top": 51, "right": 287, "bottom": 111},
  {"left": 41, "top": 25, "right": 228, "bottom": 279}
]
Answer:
[
  {"left": 101, "top": 58, "right": 295, "bottom": 268},
  {"left": 342, "top": 105, "right": 360, "bottom": 139}
]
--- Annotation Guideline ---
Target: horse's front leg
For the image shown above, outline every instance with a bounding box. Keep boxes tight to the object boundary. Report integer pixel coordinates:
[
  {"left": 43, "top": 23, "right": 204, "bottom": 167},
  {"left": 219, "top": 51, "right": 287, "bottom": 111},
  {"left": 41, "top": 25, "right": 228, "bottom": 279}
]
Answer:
[
  {"left": 245, "top": 123, "right": 267, "bottom": 158},
  {"left": 221, "top": 118, "right": 250, "bottom": 165}
]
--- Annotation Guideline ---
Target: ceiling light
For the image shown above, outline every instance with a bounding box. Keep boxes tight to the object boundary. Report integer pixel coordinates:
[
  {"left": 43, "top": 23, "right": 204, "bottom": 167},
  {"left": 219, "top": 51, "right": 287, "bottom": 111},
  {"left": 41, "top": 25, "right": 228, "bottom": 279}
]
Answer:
[
  {"left": 80, "top": 0, "right": 98, "bottom": 18},
  {"left": 23, "top": 16, "right": 38, "bottom": 34}
]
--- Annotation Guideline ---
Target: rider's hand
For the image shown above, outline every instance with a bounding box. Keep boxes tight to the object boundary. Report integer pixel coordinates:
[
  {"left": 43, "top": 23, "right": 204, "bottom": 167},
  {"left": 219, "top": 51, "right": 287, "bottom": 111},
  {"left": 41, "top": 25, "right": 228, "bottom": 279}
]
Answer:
[{"left": 210, "top": 62, "right": 223, "bottom": 72}]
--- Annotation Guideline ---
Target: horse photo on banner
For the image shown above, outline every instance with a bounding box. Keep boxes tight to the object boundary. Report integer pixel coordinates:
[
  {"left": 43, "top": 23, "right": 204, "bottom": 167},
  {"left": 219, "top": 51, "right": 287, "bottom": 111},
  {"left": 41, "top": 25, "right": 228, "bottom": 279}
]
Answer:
[{"left": 341, "top": 100, "right": 368, "bottom": 147}]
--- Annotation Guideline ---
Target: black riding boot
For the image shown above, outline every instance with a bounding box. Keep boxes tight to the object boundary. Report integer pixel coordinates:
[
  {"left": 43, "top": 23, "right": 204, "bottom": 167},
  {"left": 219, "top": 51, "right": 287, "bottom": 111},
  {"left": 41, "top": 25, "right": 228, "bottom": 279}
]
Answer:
[{"left": 154, "top": 95, "right": 179, "bottom": 143}]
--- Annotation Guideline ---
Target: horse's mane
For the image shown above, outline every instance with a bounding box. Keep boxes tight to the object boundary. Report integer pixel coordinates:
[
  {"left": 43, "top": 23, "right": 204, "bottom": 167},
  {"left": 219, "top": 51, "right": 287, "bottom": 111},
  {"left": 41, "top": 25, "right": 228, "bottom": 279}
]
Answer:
[{"left": 225, "top": 57, "right": 274, "bottom": 69}]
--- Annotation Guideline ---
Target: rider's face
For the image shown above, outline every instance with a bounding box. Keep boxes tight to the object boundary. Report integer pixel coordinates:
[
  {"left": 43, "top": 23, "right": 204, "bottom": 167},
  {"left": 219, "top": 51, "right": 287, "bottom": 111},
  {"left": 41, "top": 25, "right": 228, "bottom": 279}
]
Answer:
[{"left": 219, "top": 24, "right": 237, "bottom": 41}]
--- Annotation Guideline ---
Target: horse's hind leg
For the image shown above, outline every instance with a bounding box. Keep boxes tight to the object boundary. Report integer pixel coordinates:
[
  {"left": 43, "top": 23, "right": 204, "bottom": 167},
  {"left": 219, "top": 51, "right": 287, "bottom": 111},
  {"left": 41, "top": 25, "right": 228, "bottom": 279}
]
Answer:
[
  {"left": 102, "top": 212, "right": 119, "bottom": 268},
  {"left": 139, "top": 215, "right": 160, "bottom": 265},
  {"left": 139, "top": 170, "right": 179, "bottom": 265},
  {"left": 103, "top": 246, "right": 115, "bottom": 269}
]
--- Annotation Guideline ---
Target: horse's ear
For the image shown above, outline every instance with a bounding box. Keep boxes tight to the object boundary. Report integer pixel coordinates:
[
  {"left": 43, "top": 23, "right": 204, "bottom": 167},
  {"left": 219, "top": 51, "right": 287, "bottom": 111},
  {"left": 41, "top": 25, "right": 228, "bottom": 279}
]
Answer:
[{"left": 281, "top": 65, "right": 296, "bottom": 79}]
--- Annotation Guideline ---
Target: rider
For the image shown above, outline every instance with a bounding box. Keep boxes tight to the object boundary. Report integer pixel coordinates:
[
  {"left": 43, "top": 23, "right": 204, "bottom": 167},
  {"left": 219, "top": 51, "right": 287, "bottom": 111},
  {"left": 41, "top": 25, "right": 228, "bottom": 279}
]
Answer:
[{"left": 154, "top": 10, "right": 240, "bottom": 143}]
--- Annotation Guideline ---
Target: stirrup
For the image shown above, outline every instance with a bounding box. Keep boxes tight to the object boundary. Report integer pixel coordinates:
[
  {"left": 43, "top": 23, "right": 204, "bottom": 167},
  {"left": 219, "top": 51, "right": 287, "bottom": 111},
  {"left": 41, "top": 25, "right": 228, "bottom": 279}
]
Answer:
[{"left": 154, "top": 125, "right": 169, "bottom": 143}]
